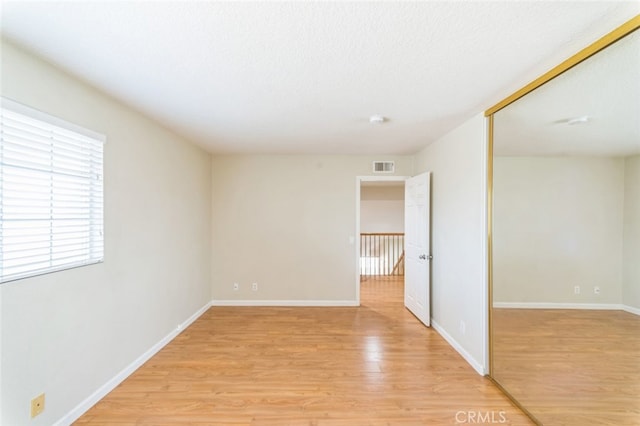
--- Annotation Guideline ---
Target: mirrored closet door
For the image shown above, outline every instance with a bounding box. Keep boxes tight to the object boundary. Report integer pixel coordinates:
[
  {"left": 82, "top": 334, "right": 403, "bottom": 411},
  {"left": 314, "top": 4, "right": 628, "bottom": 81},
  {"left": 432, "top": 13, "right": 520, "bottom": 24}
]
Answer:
[{"left": 488, "top": 18, "right": 640, "bottom": 426}]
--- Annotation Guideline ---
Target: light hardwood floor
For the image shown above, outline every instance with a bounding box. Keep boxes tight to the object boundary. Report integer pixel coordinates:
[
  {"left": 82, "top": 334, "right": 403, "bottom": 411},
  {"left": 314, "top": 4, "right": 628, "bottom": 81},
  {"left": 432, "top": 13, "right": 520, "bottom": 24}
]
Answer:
[
  {"left": 493, "top": 308, "right": 640, "bottom": 425},
  {"left": 76, "top": 278, "right": 531, "bottom": 425}
]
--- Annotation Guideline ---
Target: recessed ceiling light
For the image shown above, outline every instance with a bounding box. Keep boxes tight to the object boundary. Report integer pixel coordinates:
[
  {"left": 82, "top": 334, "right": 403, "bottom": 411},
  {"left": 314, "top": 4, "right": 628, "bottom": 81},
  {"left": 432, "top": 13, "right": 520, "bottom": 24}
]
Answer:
[
  {"left": 566, "top": 115, "right": 590, "bottom": 125},
  {"left": 369, "top": 115, "right": 386, "bottom": 124}
]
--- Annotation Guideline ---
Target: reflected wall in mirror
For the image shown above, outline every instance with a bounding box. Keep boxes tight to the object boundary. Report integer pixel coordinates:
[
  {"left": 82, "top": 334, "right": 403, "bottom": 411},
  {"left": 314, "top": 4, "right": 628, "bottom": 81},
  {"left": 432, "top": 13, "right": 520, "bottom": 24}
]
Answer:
[{"left": 490, "top": 25, "right": 640, "bottom": 425}]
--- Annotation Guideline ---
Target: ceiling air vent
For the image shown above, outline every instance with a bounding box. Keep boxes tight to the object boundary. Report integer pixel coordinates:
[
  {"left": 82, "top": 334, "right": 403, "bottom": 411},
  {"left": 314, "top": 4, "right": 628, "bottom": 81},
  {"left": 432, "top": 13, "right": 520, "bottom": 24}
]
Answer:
[{"left": 373, "top": 161, "right": 395, "bottom": 173}]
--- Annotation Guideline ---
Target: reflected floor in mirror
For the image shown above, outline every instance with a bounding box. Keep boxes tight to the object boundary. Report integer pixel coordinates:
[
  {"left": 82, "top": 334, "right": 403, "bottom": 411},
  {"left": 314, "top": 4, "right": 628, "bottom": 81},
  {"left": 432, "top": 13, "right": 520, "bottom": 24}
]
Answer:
[
  {"left": 76, "top": 277, "right": 532, "bottom": 425},
  {"left": 493, "top": 308, "right": 640, "bottom": 425}
]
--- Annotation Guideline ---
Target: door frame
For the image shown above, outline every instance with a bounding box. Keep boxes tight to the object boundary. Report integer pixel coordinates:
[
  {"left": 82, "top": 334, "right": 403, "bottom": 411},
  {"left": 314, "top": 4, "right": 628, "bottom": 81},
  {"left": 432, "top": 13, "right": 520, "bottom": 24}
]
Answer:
[{"left": 355, "top": 175, "right": 410, "bottom": 306}]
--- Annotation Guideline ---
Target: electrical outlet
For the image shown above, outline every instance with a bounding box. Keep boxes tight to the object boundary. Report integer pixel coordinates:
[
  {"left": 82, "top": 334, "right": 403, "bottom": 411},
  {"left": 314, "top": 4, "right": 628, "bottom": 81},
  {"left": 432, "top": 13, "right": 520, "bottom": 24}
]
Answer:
[
  {"left": 31, "top": 393, "right": 45, "bottom": 418},
  {"left": 574, "top": 286, "right": 581, "bottom": 295},
  {"left": 252, "top": 282, "right": 258, "bottom": 291},
  {"left": 594, "top": 286, "right": 600, "bottom": 295},
  {"left": 233, "top": 282, "right": 239, "bottom": 291},
  {"left": 459, "top": 320, "right": 466, "bottom": 335}
]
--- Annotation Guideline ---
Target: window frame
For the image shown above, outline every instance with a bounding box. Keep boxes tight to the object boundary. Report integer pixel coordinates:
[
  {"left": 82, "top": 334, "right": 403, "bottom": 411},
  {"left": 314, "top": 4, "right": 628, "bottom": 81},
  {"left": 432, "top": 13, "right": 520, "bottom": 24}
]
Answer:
[{"left": 0, "top": 97, "right": 106, "bottom": 284}]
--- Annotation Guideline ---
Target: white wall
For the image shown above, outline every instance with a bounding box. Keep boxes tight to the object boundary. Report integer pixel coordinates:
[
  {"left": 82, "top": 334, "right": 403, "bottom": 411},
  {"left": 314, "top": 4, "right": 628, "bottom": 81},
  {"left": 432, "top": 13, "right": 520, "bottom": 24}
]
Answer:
[
  {"left": 210, "top": 155, "right": 412, "bottom": 303},
  {"left": 360, "top": 186, "right": 404, "bottom": 233},
  {"left": 413, "top": 113, "right": 487, "bottom": 375},
  {"left": 1, "top": 40, "right": 212, "bottom": 425},
  {"left": 493, "top": 156, "right": 625, "bottom": 305},
  {"left": 623, "top": 155, "right": 640, "bottom": 310}
]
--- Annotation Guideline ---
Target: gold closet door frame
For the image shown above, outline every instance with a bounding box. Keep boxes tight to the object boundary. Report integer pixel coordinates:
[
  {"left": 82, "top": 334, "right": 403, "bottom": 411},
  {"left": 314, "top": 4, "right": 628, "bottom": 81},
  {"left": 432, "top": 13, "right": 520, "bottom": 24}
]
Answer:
[{"left": 484, "top": 13, "right": 640, "bottom": 426}]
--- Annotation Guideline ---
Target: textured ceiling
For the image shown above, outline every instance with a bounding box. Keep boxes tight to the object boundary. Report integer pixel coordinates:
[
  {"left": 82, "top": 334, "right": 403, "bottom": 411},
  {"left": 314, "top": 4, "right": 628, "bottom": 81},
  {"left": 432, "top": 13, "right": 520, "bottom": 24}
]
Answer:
[
  {"left": 494, "top": 28, "right": 640, "bottom": 157},
  {"left": 1, "top": 1, "right": 639, "bottom": 155}
]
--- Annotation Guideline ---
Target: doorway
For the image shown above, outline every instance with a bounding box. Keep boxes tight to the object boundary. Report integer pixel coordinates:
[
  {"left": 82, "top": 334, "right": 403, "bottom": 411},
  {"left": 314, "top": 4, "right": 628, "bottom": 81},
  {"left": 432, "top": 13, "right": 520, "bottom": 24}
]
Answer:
[{"left": 355, "top": 176, "right": 408, "bottom": 306}]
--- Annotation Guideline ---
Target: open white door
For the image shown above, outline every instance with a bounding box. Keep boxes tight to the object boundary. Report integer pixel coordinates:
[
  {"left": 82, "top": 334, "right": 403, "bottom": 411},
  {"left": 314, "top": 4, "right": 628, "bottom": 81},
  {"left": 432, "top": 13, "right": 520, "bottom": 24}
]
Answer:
[{"left": 404, "top": 172, "right": 431, "bottom": 326}]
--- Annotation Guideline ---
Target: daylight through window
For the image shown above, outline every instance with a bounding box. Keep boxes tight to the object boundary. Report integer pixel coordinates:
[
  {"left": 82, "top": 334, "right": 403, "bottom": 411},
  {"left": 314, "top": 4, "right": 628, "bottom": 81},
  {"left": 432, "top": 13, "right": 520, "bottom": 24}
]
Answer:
[{"left": 0, "top": 98, "right": 105, "bottom": 283}]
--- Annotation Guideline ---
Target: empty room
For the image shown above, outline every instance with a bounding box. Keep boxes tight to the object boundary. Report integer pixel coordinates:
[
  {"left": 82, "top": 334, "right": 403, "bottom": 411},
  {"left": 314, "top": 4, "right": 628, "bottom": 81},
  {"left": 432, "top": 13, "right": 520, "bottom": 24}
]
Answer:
[{"left": 1, "top": 2, "right": 638, "bottom": 425}]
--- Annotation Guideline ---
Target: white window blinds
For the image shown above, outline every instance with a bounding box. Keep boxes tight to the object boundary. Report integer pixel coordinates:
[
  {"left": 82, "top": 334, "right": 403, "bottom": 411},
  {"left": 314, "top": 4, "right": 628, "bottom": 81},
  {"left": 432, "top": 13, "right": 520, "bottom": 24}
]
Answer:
[{"left": 0, "top": 98, "right": 105, "bottom": 283}]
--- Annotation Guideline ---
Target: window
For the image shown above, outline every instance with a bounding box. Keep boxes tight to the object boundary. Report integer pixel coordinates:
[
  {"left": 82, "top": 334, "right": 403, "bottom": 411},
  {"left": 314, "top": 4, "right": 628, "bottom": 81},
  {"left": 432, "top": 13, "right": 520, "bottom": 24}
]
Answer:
[{"left": 0, "top": 98, "right": 105, "bottom": 283}]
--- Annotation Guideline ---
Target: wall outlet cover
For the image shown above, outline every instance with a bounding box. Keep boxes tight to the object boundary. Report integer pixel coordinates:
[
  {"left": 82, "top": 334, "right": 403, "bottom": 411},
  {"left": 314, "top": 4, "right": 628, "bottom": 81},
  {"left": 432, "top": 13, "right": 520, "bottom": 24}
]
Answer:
[{"left": 31, "top": 393, "right": 45, "bottom": 418}]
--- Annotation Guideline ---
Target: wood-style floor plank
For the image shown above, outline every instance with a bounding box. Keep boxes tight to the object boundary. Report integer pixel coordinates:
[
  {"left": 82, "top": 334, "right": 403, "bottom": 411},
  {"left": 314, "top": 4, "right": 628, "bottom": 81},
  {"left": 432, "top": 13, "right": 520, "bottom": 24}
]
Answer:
[
  {"left": 76, "top": 279, "right": 531, "bottom": 425},
  {"left": 493, "top": 308, "right": 640, "bottom": 425}
]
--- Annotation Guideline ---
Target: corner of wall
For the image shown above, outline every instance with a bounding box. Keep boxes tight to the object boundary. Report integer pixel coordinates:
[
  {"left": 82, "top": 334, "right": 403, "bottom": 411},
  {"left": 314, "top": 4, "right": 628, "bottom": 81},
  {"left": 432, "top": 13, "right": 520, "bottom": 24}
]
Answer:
[{"left": 412, "top": 113, "right": 489, "bottom": 376}]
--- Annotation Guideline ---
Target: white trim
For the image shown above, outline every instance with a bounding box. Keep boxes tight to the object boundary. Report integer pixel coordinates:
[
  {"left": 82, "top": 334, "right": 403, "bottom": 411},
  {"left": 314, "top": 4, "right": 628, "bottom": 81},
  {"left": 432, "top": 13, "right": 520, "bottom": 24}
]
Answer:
[
  {"left": 211, "top": 299, "right": 358, "bottom": 307},
  {"left": 357, "top": 175, "right": 410, "bottom": 183},
  {"left": 432, "top": 319, "right": 485, "bottom": 376},
  {"left": 355, "top": 178, "right": 361, "bottom": 306},
  {"left": 355, "top": 175, "right": 409, "bottom": 307},
  {"left": 480, "top": 116, "right": 489, "bottom": 376},
  {"left": 493, "top": 303, "right": 640, "bottom": 316},
  {"left": 54, "top": 301, "right": 212, "bottom": 426},
  {"left": 493, "top": 302, "right": 623, "bottom": 310},
  {"left": 1, "top": 96, "right": 106, "bottom": 142}
]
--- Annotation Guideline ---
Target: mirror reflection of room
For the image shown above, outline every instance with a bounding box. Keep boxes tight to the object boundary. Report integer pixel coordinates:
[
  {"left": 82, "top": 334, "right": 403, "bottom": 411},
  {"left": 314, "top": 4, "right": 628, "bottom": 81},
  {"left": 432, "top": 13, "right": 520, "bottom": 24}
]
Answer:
[{"left": 491, "top": 28, "right": 640, "bottom": 425}]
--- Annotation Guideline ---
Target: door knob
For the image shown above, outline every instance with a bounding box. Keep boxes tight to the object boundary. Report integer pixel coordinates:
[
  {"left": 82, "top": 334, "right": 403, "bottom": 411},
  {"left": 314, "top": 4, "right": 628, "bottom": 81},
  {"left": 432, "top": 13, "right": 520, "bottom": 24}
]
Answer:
[{"left": 419, "top": 254, "right": 426, "bottom": 260}]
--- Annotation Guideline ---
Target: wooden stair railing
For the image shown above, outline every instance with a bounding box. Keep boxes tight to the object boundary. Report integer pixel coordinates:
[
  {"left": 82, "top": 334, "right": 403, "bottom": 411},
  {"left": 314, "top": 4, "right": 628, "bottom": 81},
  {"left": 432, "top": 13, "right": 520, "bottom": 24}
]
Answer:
[
  {"left": 391, "top": 250, "right": 405, "bottom": 276},
  {"left": 360, "top": 233, "right": 404, "bottom": 279}
]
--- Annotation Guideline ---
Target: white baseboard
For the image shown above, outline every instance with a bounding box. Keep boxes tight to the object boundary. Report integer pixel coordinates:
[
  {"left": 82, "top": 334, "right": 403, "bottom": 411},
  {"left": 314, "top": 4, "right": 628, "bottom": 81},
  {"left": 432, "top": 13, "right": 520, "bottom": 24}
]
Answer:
[
  {"left": 623, "top": 304, "right": 640, "bottom": 316},
  {"left": 49, "top": 298, "right": 639, "bottom": 425},
  {"left": 493, "top": 302, "right": 640, "bottom": 316},
  {"left": 493, "top": 302, "right": 623, "bottom": 310},
  {"left": 211, "top": 299, "right": 358, "bottom": 307},
  {"left": 431, "top": 319, "right": 485, "bottom": 376},
  {"left": 54, "top": 300, "right": 212, "bottom": 426}
]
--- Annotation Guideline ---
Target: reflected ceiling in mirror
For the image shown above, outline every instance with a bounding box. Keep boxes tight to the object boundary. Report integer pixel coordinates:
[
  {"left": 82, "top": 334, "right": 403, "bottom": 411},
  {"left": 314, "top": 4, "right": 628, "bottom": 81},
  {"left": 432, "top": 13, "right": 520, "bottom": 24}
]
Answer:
[{"left": 494, "top": 29, "right": 640, "bottom": 157}]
